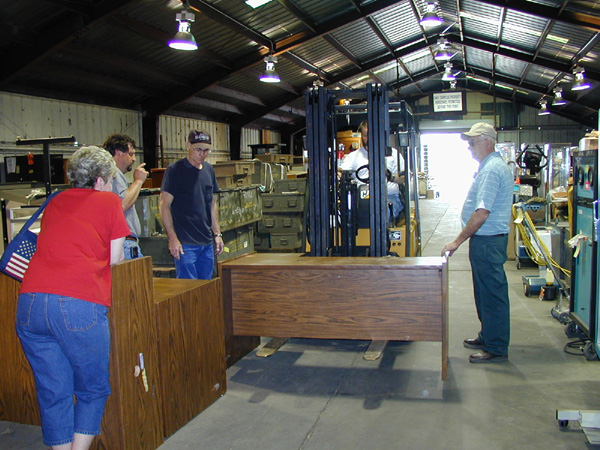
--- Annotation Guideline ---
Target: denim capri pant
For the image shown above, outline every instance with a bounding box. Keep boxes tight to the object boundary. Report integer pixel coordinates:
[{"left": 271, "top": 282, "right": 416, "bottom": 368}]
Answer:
[{"left": 16, "top": 293, "right": 111, "bottom": 447}]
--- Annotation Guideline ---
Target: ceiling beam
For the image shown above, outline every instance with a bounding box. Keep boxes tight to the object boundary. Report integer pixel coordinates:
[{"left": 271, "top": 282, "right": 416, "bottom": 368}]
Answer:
[
  {"left": 0, "top": 0, "right": 142, "bottom": 87},
  {"left": 184, "top": 97, "right": 247, "bottom": 115},
  {"left": 282, "top": 52, "right": 330, "bottom": 82},
  {"left": 203, "top": 85, "right": 265, "bottom": 106},
  {"left": 188, "top": 0, "right": 272, "bottom": 50},
  {"left": 276, "top": 0, "right": 318, "bottom": 34}
]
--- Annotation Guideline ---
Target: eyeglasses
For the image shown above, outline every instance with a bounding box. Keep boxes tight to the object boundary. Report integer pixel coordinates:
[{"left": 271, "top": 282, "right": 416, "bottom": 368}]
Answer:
[
  {"left": 191, "top": 147, "right": 211, "bottom": 153},
  {"left": 467, "top": 138, "right": 486, "bottom": 147}
]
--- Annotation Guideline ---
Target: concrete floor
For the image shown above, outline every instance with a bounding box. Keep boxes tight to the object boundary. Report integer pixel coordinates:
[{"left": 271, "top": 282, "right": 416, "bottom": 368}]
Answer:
[{"left": 2, "top": 198, "right": 599, "bottom": 449}]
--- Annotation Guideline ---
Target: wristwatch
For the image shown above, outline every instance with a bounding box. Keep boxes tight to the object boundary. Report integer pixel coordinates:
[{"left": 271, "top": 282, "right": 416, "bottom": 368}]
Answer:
[{"left": 214, "top": 233, "right": 223, "bottom": 238}]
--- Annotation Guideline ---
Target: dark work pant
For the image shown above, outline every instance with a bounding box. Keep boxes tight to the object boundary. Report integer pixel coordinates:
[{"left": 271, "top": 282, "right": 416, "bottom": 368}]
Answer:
[{"left": 469, "top": 234, "right": 510, "bottom": 356}]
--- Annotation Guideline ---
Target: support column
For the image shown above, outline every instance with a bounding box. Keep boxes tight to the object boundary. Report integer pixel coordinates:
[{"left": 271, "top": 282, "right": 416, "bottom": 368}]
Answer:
[{"left": 142, "top": 113, "right": 159, "bottom": 169}]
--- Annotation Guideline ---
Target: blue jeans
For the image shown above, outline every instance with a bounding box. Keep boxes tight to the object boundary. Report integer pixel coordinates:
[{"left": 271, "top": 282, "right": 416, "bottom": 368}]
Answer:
[
  {"left": 469, "top": 234, "right": 510, "bottom": 356},
  {"left": 15, "top": 293, "right": 111, "bottom": 447},
  {"left": 124, "top": 238, "right": 143, "bottom": 260},
  {"left": 174, "top": 243, "right": 214, "bottom": 280}
]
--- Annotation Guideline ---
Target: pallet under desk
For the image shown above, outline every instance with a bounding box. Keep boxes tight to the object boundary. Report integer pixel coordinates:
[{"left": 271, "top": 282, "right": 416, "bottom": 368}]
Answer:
[{"left": 220, "top": 253, "right": 449, "bottom": 380}]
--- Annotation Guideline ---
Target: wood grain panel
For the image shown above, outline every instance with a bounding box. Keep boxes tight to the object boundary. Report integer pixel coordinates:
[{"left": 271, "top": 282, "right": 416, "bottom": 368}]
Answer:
[
  {"left": 0, "top": 274, "right": 40, "bottom": 425},
  {"left": 153, "top": 278, "right": 227, "bottom": 437},
  {"left": 229, "top": 268, "right": 442, "bottom": 340},
  {"left": 93, "top": 257, "right": 163, "bottom": 450},
  {"left": 218, "top": 255, "right": 260, "bottom": 367}
]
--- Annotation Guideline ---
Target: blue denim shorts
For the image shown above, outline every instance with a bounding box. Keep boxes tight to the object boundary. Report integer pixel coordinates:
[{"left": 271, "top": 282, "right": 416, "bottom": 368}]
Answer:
[{"left": 16, "top": 293, "right": 111, "bottom": 446}]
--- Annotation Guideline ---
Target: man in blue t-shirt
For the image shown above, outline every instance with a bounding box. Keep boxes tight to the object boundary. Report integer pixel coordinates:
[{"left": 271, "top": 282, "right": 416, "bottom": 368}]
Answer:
[
  {"left": 159, "top": 130, "right": 224, "bottom": 279},
  {"left": 442, "top": 122, "right": 514, "bottom": 364}
]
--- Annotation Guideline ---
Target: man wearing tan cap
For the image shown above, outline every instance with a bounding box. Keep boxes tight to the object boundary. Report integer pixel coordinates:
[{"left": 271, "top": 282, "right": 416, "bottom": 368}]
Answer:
[
  {"left": 159, "top": 129, "right": 224, "bottom": 279},
  {"left": 442, "top": 122, "right": 514, "bottom": 363}
]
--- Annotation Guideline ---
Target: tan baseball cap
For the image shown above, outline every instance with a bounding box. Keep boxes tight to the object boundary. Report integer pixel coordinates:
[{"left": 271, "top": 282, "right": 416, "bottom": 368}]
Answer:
[{"left": 461, "top": 123, "right": 497, "bottom": 141}]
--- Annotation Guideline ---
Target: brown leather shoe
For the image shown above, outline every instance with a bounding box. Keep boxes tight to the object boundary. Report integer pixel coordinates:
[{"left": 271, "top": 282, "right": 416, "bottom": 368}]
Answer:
[
  {"left": 463, "top": 338, "right": 485, "bottom": 349},
  {"left": 469, "top": 350, "right": 508, "bottom": 363}
]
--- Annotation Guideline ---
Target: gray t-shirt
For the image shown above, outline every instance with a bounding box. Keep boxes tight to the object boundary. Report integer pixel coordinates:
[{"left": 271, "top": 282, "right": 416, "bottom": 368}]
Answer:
[{"left": 113, "top": 170, "right": 141, "bottom": 237}]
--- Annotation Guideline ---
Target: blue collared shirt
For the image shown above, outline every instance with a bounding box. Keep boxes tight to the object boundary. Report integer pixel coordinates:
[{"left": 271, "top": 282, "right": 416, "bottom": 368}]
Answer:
[{"left": 461, "top": 152, "right": 514, "bottom": 235}]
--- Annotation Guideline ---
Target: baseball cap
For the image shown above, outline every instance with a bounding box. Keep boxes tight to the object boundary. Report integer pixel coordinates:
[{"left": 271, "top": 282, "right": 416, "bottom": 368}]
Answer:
[
  {"left": 188, "top": 130, "right": 212, "bottom": 145},
  {"left": 461, "top": 123, "right": 497, "bottom": 141}
]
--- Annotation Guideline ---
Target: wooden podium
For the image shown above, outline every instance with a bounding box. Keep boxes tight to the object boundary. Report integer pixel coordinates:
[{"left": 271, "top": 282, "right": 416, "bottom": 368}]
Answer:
[{"left": 0, "top": 257, "right": 226, "bottom": 449}]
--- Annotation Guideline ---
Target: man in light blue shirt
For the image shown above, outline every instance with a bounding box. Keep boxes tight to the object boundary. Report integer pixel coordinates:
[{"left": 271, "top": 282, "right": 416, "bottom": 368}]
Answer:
[{"left": 442, "top": 123, "right": 514, "bottom": 363}]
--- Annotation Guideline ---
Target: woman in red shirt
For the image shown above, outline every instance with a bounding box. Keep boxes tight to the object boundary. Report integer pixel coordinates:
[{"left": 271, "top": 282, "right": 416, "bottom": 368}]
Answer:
[{"left": 16, "top": 146, "right": 130, "bottom": 450}]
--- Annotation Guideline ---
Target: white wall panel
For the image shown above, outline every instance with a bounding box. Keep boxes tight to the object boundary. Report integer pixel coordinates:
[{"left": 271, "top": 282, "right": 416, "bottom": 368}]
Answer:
[{"left": 0, "top": 92, "right": 142, "bottom": 154}]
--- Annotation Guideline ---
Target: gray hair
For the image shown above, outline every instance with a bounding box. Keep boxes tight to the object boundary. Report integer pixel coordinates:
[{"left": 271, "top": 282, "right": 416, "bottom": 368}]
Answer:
[{"left": 67, "top": 146, "right": 117, "bottom": 188}]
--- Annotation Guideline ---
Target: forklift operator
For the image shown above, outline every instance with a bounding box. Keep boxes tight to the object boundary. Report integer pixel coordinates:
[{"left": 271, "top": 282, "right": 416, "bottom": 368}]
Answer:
[{"left": 339, "top": 120, "right": 405, "bottom": 221}]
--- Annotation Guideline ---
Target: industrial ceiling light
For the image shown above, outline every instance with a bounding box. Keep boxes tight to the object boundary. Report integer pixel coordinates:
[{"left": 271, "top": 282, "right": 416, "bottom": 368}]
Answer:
[
  {"left": 441, "top": 62, "right": 455, "bottom": 81},
  {"left": 259, "top": 55, "right": 280, "bottom": 83},
  {"left": 245, "top": 0, "right": 273, "bottom": 8},
  {"left": 552, "top": 87, "right": 567, "bottom": 106},
  {"left": 572, "top": 66, "right": 591, "bottom": 91},
  {"left": 538, "top": 99, "right": 550, "bottom": 115},
  {"left": 434, "top": 38, "right": 454, "bottom": 61},
  {"left": 168, "top": 6, "right": 197, "bottom": 51},
  {"left": 420, "top": 3, "right": 443, "bottom": 28}
]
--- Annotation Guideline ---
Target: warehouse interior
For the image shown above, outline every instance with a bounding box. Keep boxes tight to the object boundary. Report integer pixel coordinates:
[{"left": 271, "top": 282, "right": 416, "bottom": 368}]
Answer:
[{"left": 2, "top": 0, "right": 600, "bottom": 449}]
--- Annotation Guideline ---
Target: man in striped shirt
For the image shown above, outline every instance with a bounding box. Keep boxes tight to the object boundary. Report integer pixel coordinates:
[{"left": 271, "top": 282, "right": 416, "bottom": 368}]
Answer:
[{"left": 442, "top": 123, "right": 514, "bottom": 363}]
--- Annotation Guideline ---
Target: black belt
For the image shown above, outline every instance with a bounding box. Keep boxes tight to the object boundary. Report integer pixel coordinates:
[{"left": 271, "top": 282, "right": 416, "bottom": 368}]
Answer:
[
  {"left": 476, "top": 233, "right": 508, "bottom": 238},
  {"left": 125, "top": 235, "right": 138, "bottom": 241}
]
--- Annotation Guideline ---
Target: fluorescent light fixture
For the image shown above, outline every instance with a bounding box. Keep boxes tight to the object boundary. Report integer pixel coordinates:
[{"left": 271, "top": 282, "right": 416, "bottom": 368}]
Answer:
[
  {"left": 246, "top": 0, "right": 273, "bottom": 8},
  {"left": 538, "top": 99, "right": 550, "bottom": 115},
  {"left": 420, "top": 3, "right": 443, "bottom": 28},
  {"left": 572, "top": 66, "right": 591, "bottom": 91},
  {"left": 168, "top": 9, "right": 197, "bottom": 51},
  {"left": 442, "top": 62, "right": 455, "bottom": 81},
  {"left": 259, "top": 55, "right": 280, "bottom": 83},
  {"left": 552, "top": 87, "right": 567, "bottom": 106}
]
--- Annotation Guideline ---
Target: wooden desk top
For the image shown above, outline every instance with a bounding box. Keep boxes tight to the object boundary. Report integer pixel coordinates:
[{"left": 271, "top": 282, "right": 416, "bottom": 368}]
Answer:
[
  {"left": 220, "top": 253, "right": 446, "bottom": 270},
  {"left": 153, "top": 278, "right": 216, "bottom": 303}
]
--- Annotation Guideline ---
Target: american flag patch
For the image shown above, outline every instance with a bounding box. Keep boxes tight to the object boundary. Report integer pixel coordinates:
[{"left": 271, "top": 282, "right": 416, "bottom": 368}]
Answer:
[{"left": 3, "top": 237, "right": 36, "bottom": 281}]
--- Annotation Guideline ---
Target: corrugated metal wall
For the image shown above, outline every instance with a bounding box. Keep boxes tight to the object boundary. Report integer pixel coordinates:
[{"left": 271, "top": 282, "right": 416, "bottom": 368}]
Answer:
[
  {"left": 241, "top": 128, "right": 260, "bottom": 159},
  {"left": 158, "top": 115, "right": 230, "bottom": 166},
  {"left": 0, "top": 92, "right": 142, "bottom": 156}
]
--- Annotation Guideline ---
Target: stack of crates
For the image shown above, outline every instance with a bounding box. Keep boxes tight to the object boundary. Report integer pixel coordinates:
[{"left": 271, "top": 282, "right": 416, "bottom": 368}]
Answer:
[
  {"left": 216, "top": 185, "right": 262, "bottom": 262},
  {"left": 256, "top": 178, "right": 306, "bottom": 252},
  {"left": 213, "top": 160, "right": 256, "bottom": 189}
]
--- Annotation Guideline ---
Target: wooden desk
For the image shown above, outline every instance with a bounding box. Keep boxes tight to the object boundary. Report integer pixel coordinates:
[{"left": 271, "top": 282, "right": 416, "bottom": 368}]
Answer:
[
  {"left": 153, "top": 278, "right": 226, "bottom": 437},
  {"left": 221, "top": 253, "right": 449, "bottom": 380}
]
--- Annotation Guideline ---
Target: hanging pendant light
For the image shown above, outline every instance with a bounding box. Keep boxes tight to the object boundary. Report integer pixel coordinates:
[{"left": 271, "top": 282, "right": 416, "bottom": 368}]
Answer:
[
  {"left": 552, "top": 87, "right": 567, "bottom": 106},
  {"left": 572, "top": 66, "right": 591, "bottom": 91},
  {"left": 538, "top": 99, "right": 550, "bottom": 115},
  {"left": 442, "top": 62, "right": 455, "bottom": 81},
  {"left": 420, "top": 3, "right": 443, "bottom": 28},
  {"left": 168, "top": 7, "right": 198, "bottom": 51},
  {"left": 259, "top": 55, "right": 280, "bottom": 83},
  {"left": 434, "top": 38, "right": 454, "bottom": 61}
]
